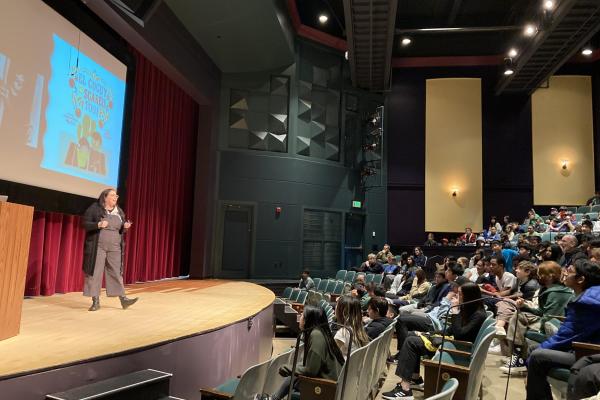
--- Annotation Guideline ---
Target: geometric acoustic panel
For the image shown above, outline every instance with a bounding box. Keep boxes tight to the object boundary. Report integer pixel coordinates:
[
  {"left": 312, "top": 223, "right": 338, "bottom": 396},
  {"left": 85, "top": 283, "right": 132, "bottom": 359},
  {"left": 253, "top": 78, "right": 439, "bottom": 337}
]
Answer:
[
  {"left": 228, "top": 75, "right": 289, "bottom": 153},
  {"left": 297, "top": 56, "right": 341, "bottom": 161}
]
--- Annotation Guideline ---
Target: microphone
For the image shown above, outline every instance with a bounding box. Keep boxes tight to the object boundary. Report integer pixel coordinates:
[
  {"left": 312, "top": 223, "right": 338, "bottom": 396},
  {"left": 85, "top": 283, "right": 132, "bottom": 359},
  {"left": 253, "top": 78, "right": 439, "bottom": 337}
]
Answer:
[{"left": 287, "top": 321, "right": 352, "bottom": 400}]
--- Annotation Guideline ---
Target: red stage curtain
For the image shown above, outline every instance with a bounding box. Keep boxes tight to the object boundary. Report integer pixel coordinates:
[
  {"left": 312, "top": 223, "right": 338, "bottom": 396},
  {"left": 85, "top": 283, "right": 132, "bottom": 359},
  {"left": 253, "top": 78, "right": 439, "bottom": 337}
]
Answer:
[{"left": 25, "top": 50, "right": 199, "bottom": 296}]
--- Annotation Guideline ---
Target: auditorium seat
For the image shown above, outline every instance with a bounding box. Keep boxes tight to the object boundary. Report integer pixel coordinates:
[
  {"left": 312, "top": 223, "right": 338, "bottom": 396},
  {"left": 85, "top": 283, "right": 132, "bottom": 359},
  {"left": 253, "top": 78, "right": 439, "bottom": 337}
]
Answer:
[
  {"left": 372, "top": 274, "right": 384, "bottom": 285},
  {"left": 281, "top": 287, "right": 293, "bottom": 299},
  {"left": 365, "top": 273, "right": 374, "bottom": 284},
  {"left": 422, "top": 324, "right": 495, "bottom": 400},
  {"left": 312, "top": 277, "right": 321, "bottom": 289},
  {"left": 424, "top": 378, "right": 459, "bottom": 400},
  {"left": 289, "top": 289, "right": 302, "bottom": 302},
  {"left": 547, "top": 342, "right": 600, "bottom": 400},
  {"left": 316, "top": 279, "right": 329, "bottom": 292},
  {"left": 578, "top": 206, "right": 591, "bottom": 214},
  {"left": 200, "top": 358, "right": 270, "bottom": 400},
  {"left": 592, "top": 205, "right": 600, "bottom": 213},
  {"left": 566, "top": 206, "right": 578, "bottom": 213},
  {"left": 262, "top": 348, "right": 295, "bottom": 396},
  {"left": 344, "top": 271, "right": 356, "bottom": 283},
  {"left": 335, "top": 270, "right": 347, "bottom": 281}
]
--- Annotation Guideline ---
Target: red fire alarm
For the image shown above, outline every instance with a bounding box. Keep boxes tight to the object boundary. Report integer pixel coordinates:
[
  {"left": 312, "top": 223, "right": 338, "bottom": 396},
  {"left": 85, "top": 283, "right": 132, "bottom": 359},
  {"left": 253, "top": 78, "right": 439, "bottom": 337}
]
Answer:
[{"left": 275, "top": 207, "right": 282, "bottom": 216}]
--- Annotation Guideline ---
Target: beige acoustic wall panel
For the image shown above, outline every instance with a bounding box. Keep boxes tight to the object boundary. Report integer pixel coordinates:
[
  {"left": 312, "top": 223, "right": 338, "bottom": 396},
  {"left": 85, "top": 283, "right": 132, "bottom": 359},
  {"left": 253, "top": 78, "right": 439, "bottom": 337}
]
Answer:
[
  {"left": 532, "top": 76, "right": 594, "bottom": 205},
  {"left": 425, "top": 78, "right": 483, "bottom": 232}
]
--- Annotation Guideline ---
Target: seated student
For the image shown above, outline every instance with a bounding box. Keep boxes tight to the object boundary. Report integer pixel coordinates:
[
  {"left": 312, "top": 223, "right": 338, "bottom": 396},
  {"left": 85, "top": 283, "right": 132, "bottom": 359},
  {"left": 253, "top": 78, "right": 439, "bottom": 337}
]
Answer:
[
  {"left": 445, "top": 260, "right": 468, "bottom": 285},
  {"left": 484, "top": 226, "right": 501, "bottom": 243},
  {"left": 382, "top": 254, "right": 400, "bottom": 290},
  {"left": 491, "top": 240, "right": 518, "bottom": 273},
  {"left": 391, "top": 282, "right": 460, "bottom": 360},
  {"left": 480, "top": 255, "right": 517, "bottom": 301},
  {"left": 475, "top": 257, "right": 495, "bottom": 285},
  {"left": 364, "top": 296, "right": 394, "bottom": 339},
  {"left": 424, "top": 232, "right": 438, "bottom": 246},
  {"left": 391, "top": 268, "right": 431, "bottom": 308},
  {"left": 263, "top": 306, "right": 344, "bottom": 400},
  {"left": 459, "top": 227, "right": 477, "bottom": 245},
  {"left": 413, "top": 247, "right": 427, "bottom": 268},
  {"left": 397, "top": 270, "right": 450, "bottom": 315},
  {"left": 377, "top": 244, "right": 393, "bottom": 264},
  {"left": 567, "top": 355, "right": 600, "bottom": 400},
  {"left": 355, "top": 253, "right": 384, "bottom": 273},
  {"left": 537, "top": 242, "right": 563, "bottom": 263},
  {"left": 526, "top": 260, "right": 600, "bottom": 400},
  {"left": 499, "top": 261, "right": 574, "bottom": 374},
  {"left": 382, "top": 283, "right": 486, "bottom": 400},
  {"left": 298, "top": 270, "right": 315, "bottom": 291},
  {"left": 359, "top": 283, "right": 386, "bottom": 311},
  {"left": 494, "top": 261, "right": 540, "bottom": 338},
  {"left": 386, "top": 257, "right": 417, "bottom": 298},
  {"left": 334, "top": 295, "right": 370, "bottom": 357}
]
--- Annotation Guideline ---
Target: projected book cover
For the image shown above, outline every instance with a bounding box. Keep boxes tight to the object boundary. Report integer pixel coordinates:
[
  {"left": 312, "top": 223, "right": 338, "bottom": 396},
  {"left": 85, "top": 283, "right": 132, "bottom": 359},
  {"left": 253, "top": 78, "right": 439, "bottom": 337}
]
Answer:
[{"left": 41, "top": 35, "right": 126, "bottom": 186}]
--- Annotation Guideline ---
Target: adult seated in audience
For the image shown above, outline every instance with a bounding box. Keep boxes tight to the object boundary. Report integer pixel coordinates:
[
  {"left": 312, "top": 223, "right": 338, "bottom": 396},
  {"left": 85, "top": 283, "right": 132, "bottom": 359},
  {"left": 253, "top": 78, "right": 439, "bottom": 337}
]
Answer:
[
  {"left": 459, "top": 227, "right": 477, "bottom": 245},
  {"left": 526, "top": 260, "right": 600, "bottom": 400},
  {"left": 264, "top": 306, "right": 344, "bottom": 400},
  {"left": 382, "top": 283, "right": 486, "bottom": 400},
  {"left": 475, "top": 257, "right": 495, "bottom": 285},
  {"left": 491, "top": 240, "right": 518, "bottom": 273},
  {"left": 533, "top": 218, "right": 547, "bottom": 233},
  {"left": 359, "top": 283, "right": 386, "bottom": 311},
  {"left": 505, "top": 224, "right": 516, "bottom": 241},
  {"left": 484, "top": 226, "right": 501, "bottom": 243},
  {"left": 377, "top": 244, "right": 393, "bottom": 264},
  {"left": 499, "top": 261, "right": 573, "bottom": 374},
  {"left": 424, "top": 232, "right": 438, "bottom": 246},
  {"left": 536, "top": 242, "right": 563, "bottom": 264},
  {"left": 587, "top": 190, "right": 600, "bottom": 206},
  {"left": 494, "top": 261, "right": 539, "bottom": 338},
  {"left": 383, "top": 254, "right": 400, "bottom": 276},
  {"left": 391, "top": 282, "right": 460, "bottom": 359},
  {"left": 355, "top": 253, "right": 383, "bottom": 273},
  {"left": 445, "top": 260, "right": 468, "bottom": 285},
  {"left": 397, "top": 270, "right": 450, "bottom": 316},
  {"left": 523, "top": 209, "right": 544, "bottom": 227},
  {"left": 548, "top": 216, "right": 574, "bottom": 233},
  {"left": 489, "top": 216, "right": 503, "bottom": 232},
  {"left": 468, "top": 248, "right": 485, "bottom": 269},
  {"left": 364, "top": 296, "right": 394, "bottom": 339},
  {"left": 558, "top": 235, "right": 583, "bottom": 268},
  {"left": 390, "top": 268, "right": 431, "bottom": 308},
  {"left": 351, "top": 273, "right": 367, "bottom": 299},
  {"left": 298, "top": 270, "right": 315, "bottom": 291},
  {"left": 413, "top": 247, "right": 427, "bottom": 268},
  {"left": 334, "top": 295, "right": 370, "bottom": 356},
  {"left": 524, "top": 225, "right": 542, "bottom": 239}
]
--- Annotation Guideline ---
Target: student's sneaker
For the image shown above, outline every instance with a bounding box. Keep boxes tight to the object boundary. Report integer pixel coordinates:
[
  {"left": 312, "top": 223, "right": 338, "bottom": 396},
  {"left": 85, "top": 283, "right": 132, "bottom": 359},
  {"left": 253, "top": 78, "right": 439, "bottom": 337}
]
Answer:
[
  {"left": 387, "top": 352, "right": 400, "bottom": 364},
  {"left": 499, "top": 354, "right": 527, "bottom": 375},
  {"left": 408, "top": 376, "right": 424, "bottom": 390},
  {"left": 382, "top": 384, "right": 414, "bottom": 400},
  {"left": 487, "top": 338, "right": 502, "bottom": 355},
  {"left": 495, "top": 326, "right": 507, "bottom": 338}
]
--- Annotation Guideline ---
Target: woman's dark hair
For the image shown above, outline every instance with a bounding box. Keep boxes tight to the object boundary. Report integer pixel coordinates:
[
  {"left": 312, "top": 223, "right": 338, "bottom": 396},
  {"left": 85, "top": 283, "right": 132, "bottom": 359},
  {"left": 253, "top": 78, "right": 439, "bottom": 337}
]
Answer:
[
  {"left": 302, "top": 306, "right": 345, "bottom": 365},
  {"left": 367, "top": 296, "right": 388, "bottom": 318},
  {"left": 97, "top": 188, "right": 116, "bottom": 208},
  {"left": 459, "top": 282, "right": 484, "bottom": 319},
  {"left": 542, "top": 244, "right": 563, "bottom": 261},
  {"left": 415, "top": 268, "right": 426, "bottom": 284},
  {"left": 574, "top": 259, "right": 600, "bottom": 289},
  {"left": 406, "top": 256, "right": 415, "bottom": 266},
  {"left": 414, "top": 246, "right": 422, "bottom": 254}
]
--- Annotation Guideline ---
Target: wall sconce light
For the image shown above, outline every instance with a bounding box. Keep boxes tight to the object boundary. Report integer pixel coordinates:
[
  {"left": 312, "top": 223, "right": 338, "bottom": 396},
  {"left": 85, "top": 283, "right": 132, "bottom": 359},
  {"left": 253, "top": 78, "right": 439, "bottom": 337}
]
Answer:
[
  {"left": 561, "top": 159, "right": 569, "bottom": 170},
  {"left": 451, "top": 188, "right": 459, "bottom": 197}
]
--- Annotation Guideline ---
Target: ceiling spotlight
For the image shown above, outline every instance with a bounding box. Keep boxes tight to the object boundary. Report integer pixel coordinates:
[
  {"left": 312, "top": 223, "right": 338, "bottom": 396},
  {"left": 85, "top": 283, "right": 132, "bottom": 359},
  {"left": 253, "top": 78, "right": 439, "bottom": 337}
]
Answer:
[
  {"left": 582, "top": 46, "right": 593, "bottom": 56},
  {"left": 543, "top": 0, "right": 555, "bottom": 10},
  {"left": 401, "top": 37, "right": 412, "bottom": 46},
  {"left": 318, "top": 14, "right": 328, "bottom": 24},
  {"left": 524, "top": 24, "right": 537, "bottom": 36},
  {"left": 508, "top": 48, "right": 518, "bottom": 58},
  {"left": 504, "top": 58, "right": 514, "bottom": 75},
  {"left": 344, "top": 51, "right": 349, "bottom": 60}
]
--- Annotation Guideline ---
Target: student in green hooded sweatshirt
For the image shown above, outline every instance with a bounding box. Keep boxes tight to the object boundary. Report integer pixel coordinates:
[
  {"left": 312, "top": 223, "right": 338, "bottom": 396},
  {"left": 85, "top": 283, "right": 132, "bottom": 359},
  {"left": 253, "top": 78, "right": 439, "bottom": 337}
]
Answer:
[{"left": 499, "top": 261, "right": 574, "bottom": 374}]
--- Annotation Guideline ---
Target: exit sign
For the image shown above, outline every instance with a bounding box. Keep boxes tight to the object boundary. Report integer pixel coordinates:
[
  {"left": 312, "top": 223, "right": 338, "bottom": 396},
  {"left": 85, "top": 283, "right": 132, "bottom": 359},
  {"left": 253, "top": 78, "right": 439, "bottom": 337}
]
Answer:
[{"left": 352, "top": 200, "right": 362, "bottom": 209}]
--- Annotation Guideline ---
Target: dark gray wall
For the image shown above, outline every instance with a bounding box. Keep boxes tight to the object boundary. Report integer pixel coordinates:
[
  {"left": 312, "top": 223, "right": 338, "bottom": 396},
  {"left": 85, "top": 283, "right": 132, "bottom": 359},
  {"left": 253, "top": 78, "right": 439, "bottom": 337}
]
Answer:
[{"left": 213, "top": 41, "right": 387, "bottom": 279}]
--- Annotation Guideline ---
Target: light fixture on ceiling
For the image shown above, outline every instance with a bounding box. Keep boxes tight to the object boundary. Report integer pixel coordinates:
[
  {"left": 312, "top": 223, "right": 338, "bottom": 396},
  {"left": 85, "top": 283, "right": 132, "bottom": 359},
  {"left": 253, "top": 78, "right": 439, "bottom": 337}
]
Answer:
[
  {"left": 524, "top": 24, "right": 537, "bottom": 37},
  {"left": 508, "top": 48, "right": 518, "bottom": 58},
  {"left": 401, "top": 37, "right": 412, "bottom": 46},
  {"left": 504, "top": 58, "right": 515, "bottom": 75},
  {"left": 318, "top": 14, "right": 328, "bottom": 24},
  {"left": 582, "top": 45, "right": 593, "bottom": 56},
  {"left": 344, "top": 51, "right": 349, "bottom": 60},
  {"left": 543, "top": 0, "right": 555, "bottom": 10}
]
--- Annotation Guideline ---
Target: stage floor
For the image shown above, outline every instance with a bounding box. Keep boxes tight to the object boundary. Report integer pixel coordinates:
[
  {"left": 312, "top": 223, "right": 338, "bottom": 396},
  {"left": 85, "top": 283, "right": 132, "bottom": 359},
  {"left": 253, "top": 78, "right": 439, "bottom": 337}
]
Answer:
[{"left": 0, "top": 279, "right": 274, "bottom": 379}]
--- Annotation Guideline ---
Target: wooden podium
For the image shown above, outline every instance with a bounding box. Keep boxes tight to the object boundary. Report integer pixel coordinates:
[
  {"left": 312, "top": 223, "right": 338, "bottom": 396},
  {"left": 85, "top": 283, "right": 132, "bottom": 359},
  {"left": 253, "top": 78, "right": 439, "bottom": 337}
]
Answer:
[{"left": 0, "top": 202, "right": 34, "bottom": 341}]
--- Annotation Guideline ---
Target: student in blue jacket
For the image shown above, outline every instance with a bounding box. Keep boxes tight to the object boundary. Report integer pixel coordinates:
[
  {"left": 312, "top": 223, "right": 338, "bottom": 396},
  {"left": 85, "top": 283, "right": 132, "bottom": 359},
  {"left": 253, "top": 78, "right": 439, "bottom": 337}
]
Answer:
[{"left": 526, "top": 259, "right": 600, "bottom": 400}]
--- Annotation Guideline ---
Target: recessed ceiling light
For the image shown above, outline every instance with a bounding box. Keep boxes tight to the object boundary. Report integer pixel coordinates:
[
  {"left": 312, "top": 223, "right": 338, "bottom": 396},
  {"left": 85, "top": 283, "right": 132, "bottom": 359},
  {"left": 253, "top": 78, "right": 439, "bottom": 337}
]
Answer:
[
  {"left": 504, "top": 58, "right": 515, "bottom": 75},
  {"left": 504, "top": 68, "right": 514, "bottom": 76},
  {"left": 524, "top": 24, "right": 537, "bottom": 36},
  {"left": 401, "top": 37, "right": 411, "bottom": 46},
  {"left": 344, "top": 51, "right": 349, "bottom": 60},
  {"left": 582, "top": 47, "right": 593, "bottom": 56},
  {"left": 508, "top": 48, "right": 518, "bottom": 58},
  {"left": 543, "top": 0, "right": 555, "bottom": 10},
  {"left": 318, "top": 14, "right": 328, "bottom": 24}
]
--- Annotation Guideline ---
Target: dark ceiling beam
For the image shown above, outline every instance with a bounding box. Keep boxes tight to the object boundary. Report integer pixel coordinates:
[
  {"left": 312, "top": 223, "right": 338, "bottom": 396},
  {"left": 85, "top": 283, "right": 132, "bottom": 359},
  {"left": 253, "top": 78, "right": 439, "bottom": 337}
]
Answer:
[
  {"left": 344, "top": 0, "right": 398, "bottom": 91},
  {"left": 395, "top": 25, "right": 522, "bottom": 35},
  {"left": 496, "top": 0, "right": 600, "bottom": 94}
]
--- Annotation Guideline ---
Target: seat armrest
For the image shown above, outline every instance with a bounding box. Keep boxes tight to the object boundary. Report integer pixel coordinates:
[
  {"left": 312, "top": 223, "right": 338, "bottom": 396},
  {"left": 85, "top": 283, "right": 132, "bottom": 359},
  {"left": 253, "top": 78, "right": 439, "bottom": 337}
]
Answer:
[
  {"left": 573, "top": 342, "right": 600, "bottom": 359},
  {"left": 444, "top": 339, "right": 473, "bottom": 352},
  {"left": 297, "top": 375, "right": 337, "bottom": 400}
]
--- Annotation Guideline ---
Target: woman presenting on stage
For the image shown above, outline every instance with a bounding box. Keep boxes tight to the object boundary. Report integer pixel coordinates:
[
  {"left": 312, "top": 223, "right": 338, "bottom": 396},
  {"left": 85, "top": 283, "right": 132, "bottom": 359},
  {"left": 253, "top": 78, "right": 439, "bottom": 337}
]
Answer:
[{"left": 82, "top": 188, "right": 138, "bottom": 311}]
